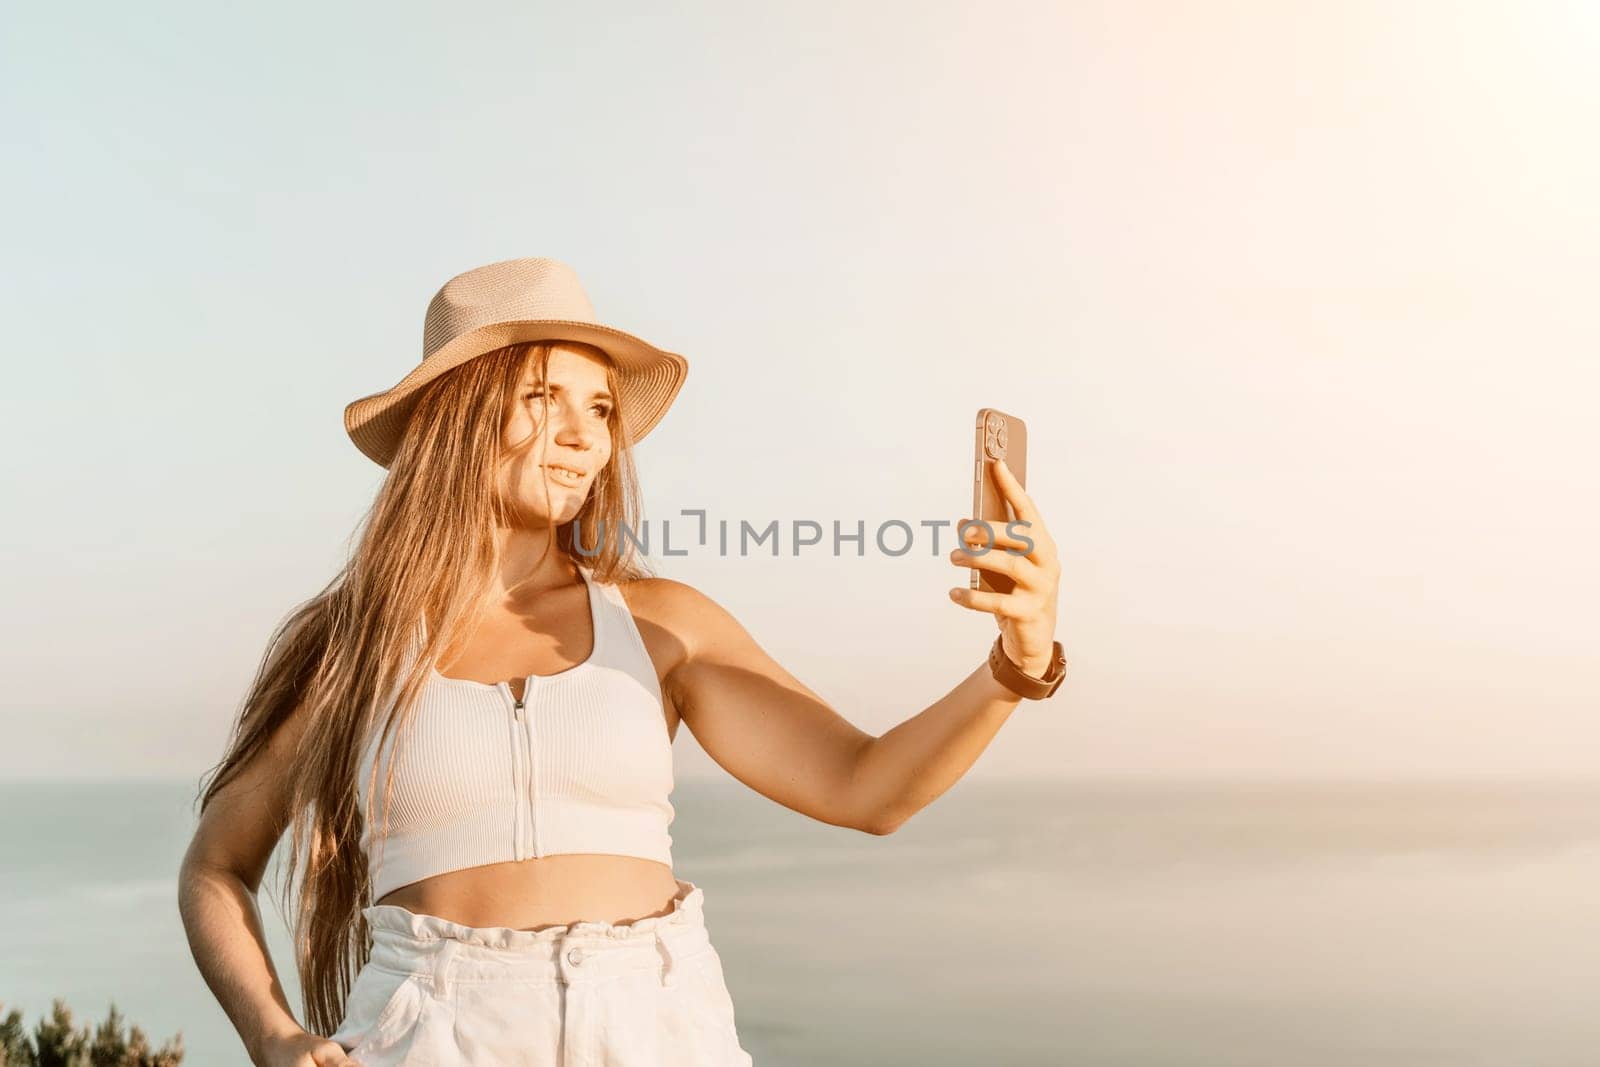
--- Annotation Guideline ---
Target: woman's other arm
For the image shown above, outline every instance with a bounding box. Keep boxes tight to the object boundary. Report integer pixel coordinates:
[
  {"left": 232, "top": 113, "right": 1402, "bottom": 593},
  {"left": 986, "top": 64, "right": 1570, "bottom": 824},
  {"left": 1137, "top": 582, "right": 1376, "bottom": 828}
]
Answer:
[{"left": 176, "top": 706, "right": 354, "bottom": 1066}]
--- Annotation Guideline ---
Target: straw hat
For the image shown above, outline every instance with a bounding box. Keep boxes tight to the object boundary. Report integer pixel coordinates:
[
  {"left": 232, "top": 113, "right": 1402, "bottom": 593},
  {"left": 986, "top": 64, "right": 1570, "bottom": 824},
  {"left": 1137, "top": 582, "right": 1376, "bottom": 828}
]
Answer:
[{"left": 343, "top": 257, "right": 689, "bottom": 468}]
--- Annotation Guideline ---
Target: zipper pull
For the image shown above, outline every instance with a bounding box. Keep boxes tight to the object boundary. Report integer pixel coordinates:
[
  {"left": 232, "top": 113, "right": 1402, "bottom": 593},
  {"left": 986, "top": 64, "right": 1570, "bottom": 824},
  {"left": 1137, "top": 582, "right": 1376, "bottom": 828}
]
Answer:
[{"left": 514, "top": 698, "right": 525, "bottom": 718}]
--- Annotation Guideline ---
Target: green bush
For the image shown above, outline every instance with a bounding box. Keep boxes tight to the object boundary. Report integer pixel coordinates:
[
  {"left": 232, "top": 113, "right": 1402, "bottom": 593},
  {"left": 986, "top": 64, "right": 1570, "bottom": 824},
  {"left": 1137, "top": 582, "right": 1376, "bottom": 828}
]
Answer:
[{"left": 0, "top": 1000, "right": 183, "bottom": 1066}]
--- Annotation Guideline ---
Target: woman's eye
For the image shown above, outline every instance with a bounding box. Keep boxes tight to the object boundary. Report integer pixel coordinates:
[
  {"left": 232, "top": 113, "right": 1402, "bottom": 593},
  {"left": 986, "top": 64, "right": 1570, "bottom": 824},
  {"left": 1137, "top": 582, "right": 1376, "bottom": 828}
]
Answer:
[{"left": 522, "top": 391, "right": 605, "bottom": 417}]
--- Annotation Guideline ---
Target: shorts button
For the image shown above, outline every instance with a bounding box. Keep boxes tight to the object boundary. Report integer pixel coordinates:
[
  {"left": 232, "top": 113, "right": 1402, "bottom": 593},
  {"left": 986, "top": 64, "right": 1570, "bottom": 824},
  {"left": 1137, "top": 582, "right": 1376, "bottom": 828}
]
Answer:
[{"left": 567, "top": 948, "right": 585, "bottom": 965}]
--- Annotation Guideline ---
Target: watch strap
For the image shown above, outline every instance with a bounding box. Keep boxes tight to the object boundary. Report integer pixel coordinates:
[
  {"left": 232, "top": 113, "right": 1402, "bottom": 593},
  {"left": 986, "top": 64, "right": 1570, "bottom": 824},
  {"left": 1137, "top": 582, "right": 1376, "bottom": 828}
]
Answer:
[{"left": 988, "top": 636, "right": 1067, "bottom": 700}]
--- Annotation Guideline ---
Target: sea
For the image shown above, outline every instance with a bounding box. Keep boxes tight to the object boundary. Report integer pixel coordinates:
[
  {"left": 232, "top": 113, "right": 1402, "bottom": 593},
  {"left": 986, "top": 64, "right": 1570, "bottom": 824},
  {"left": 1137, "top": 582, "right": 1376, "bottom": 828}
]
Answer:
[{"left": 1, "top": 776, "right": 1596, "bottom": 1066}]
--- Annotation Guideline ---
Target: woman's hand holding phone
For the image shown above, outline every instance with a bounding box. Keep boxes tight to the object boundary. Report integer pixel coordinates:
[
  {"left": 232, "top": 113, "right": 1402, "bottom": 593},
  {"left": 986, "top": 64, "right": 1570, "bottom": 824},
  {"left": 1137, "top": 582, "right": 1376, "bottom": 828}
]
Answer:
[{"left": 947, "top": 455, "right": 1061, "bottom": 677}]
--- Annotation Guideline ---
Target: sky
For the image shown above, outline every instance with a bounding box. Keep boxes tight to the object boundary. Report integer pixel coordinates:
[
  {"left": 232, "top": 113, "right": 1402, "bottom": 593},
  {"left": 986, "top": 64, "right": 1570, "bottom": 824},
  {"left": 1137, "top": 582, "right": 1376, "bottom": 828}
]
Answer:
[{"left": 2, "top": 1, "right": 1595, "bottom": 783}]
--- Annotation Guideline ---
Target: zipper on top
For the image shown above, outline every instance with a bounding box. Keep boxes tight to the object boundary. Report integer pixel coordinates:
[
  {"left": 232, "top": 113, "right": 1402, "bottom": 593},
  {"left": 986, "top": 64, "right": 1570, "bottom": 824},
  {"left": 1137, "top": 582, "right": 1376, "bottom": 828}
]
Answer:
[
  {"left": 502, "top": 674, "right": 551, "bottom": 861},
  {"left": 508, "top": 689, "right": 527, "bottom": 861}
]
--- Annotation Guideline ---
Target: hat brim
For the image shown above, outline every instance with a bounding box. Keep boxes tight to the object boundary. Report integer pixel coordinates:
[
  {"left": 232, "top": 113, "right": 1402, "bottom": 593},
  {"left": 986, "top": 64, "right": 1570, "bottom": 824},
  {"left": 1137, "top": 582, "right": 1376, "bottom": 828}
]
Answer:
[{"left": 343, "top": 320, "right": 688, "bottom": 468}]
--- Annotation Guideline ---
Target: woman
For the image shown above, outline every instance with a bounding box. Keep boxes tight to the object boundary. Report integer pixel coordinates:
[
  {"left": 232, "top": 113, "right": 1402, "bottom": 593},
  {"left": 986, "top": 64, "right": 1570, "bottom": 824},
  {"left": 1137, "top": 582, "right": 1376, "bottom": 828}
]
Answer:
[{"left": 176, "top": 257, "right": 1066, "bottom": 1066}]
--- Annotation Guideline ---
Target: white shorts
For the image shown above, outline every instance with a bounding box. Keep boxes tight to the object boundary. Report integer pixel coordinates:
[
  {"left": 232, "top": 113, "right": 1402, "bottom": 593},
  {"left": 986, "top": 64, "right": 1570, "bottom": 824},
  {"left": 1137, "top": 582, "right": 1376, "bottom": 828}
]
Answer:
[{"left": 329, "top": 878, "right": 755, "bottom": 1066}]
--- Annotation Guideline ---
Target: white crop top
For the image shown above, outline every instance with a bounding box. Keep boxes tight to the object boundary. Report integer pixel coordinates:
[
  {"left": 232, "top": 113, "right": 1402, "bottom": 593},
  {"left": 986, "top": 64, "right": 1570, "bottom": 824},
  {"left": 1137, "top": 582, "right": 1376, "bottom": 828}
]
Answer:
[{"left": 358, "top": 564, "right": 675, "bottom": 901}]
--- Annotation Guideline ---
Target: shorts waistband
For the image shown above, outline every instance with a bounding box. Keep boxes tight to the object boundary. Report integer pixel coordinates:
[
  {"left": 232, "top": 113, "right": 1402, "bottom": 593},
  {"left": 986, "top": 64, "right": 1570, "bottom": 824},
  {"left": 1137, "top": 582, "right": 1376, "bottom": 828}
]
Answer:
[{"left": 360, "top": 877, "right": 710, "bottom": 990}]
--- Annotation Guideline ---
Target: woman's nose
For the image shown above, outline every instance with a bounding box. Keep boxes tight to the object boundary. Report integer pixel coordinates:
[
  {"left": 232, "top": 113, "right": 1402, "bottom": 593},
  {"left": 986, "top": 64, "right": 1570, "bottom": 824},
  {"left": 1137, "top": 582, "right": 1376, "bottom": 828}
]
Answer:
[{"left": 553, "top": 412, "right": 595, "bottom": 448}]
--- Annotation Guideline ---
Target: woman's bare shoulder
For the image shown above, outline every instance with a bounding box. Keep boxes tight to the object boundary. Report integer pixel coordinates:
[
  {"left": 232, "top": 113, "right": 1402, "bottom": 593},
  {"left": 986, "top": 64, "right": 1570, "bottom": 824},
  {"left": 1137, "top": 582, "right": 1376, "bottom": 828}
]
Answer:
[{"left": 612, "top": 575, "right": 723, "bottom": 653}]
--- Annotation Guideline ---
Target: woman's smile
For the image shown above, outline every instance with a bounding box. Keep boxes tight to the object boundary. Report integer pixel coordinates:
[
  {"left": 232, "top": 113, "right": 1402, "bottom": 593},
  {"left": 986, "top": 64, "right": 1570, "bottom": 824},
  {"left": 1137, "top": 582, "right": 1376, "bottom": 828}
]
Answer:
[{"left": 542, "top": 463, "right": 587, "bottom": 486}]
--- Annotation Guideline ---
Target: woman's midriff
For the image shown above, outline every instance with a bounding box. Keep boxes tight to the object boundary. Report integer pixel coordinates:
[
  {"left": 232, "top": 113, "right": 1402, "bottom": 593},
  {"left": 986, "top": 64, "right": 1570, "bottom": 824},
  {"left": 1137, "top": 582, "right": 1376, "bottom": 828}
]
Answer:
[{"left": 372, "top": 854, "right": 683, "bottom": 931}]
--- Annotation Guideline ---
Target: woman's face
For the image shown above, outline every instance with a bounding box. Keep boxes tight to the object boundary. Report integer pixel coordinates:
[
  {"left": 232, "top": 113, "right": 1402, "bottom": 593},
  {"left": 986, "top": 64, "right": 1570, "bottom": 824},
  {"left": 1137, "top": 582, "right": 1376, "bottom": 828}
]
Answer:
[{"left": 499, "top": 344, "right": 615, "bottom": 526}]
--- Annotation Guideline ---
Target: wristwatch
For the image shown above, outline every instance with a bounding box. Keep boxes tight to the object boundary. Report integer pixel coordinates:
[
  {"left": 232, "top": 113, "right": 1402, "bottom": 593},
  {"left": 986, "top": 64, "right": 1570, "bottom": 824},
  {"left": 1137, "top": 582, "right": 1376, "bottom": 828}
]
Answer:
[{"left": 988, "top": 635, "right": 1068, "bottom": 700}]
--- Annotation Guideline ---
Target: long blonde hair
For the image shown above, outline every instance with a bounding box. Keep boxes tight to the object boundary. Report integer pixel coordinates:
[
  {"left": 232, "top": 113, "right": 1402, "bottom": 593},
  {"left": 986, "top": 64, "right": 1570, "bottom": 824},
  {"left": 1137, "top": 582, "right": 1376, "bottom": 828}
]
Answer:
[{"left": 193, "top": 340, "right": 657, "bottom": 1036}]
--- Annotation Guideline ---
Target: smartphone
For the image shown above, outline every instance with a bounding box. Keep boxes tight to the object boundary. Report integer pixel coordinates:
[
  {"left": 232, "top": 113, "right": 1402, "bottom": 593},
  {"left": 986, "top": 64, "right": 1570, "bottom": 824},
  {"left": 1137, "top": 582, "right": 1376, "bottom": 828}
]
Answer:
[{"left": 970, "top": 408, "right": 1028, "bottom": 594}]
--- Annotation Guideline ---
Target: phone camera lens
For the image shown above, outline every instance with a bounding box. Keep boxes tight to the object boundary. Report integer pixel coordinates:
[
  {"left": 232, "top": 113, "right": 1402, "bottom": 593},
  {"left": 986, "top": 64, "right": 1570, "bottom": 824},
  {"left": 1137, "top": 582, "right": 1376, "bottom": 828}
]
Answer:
[{"left": 983, "top": 414, "right": 1008, "bottom": 459}]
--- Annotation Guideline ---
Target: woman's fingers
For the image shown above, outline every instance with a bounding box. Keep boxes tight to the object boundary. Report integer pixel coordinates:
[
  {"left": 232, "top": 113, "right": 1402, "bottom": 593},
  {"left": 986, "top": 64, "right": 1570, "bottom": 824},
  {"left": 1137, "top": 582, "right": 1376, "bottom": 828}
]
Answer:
[
  {"left": 312, "top": 1042, "right": 357, "bottom": 1065},
  {"left": 989, "top": 457, "right": 1040, "bottom": 528},
  {"left": 948, "top": 585, "right": 1026, "bottom": 618},
  {"left": 956, "top": 517, "right": 1036, "bottom": 555},
  {"left": 951, "top": 542, "right": 1023, "bottom": 582},
  {"left": 952, "top": 518, "right": 1056, "bottom": 593}
]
